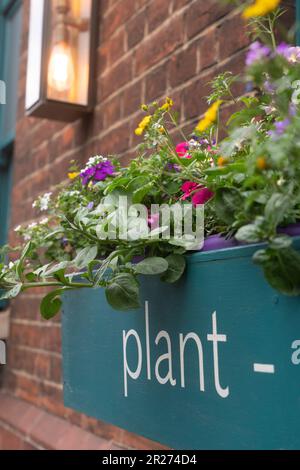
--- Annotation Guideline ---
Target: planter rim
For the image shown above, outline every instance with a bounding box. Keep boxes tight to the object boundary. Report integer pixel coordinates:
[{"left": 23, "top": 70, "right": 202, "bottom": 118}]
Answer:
[{"left": 187, "top": 235, "right": 300, "bottom": 265}]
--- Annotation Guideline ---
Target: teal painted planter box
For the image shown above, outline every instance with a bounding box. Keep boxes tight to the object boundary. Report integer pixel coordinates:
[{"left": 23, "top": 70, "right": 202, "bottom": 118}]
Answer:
[{"left": 62, "top": 240, "right": 300, "bottom": 450}]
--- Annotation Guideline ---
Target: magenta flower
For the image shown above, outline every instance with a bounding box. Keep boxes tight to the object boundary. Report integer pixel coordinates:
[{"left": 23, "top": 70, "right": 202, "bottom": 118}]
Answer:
[
  {"left": 80, "top": 160, "right": 115, "bottom": 185},
  {"left": 246, "top": 41, "right": 271, "bottom": 66},
  {"left": 191, "top": 187, "right": 214, "bottom": 206},
  {"left": 181, "top": 181, "right": 199, "bottom": 200},
  {"left": 176, "top": 142, "right": 191, "bottom": 158},
  {"left": 181, "top": 181, "right": 214, "bottom": 206}
]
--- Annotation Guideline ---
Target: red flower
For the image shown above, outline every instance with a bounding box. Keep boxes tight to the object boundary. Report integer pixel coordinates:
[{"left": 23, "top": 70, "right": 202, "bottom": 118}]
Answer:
[
  {"left": 176, "top": 142, "right": 191, "bottom": 158},
  {"left": 181, "top": 181, "right": 214, "bottom": 206}
]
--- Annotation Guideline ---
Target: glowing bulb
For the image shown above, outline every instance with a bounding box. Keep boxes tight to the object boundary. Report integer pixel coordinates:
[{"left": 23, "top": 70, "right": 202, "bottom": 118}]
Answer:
[{"left": 48, "top": 41, "right": 75, "bottom": 93}]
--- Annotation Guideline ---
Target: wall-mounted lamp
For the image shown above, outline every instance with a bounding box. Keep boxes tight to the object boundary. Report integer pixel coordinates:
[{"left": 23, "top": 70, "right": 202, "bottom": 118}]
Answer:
[{"left": 25, "top": 0, "right": 97, "bottom": 122}]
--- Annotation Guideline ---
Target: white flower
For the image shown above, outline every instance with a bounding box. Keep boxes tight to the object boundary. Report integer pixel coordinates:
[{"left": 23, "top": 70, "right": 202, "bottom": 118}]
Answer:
[
  {"left": 28, "top": 222, "right": 37, "bottom": 229},
  {"left": 14, "top": 225, "right": 21, "bottom": 232},
  {"left": 8, "top": 262, "right": 14, "bottom": 269},
  {"left": 84, "top": 155, "right": 107, "bottom": 169},
  {"left": 24, "top": 234, "right": 31, "bottom": 241},
  {"left": 40, "top": 192, "right": 52, "bottom": 211},
  {"left": 40, "top": 217, "right": 49, "bottom": 225}
]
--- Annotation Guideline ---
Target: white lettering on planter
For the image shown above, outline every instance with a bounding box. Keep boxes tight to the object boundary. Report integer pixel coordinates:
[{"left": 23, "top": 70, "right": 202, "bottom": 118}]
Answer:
[
  {"left": 145, "top": 301, "right": 151, "bottom": 380},
  {"left": 0, "top": 80, "right": 6, "bottom": 105},
  {"left": 0, "top": 340, "right": 6, "bottom": 365},
  {"left": 155, "top": 331, "right": 176, "bottom": 386},
  {"left": 122, "top": 304, "right": 230, "bottom": 398},
  {"left": 207, "top": 311, "right": 230, "bottom": 399},
  {"left": 179, "top": 333, "right": 205, "bottom": 392},
  {"left": 291, "top": 340, "right": 300, "bottom": 365},
  {"left": 123, "top": 329, "right": 142, "bottom": 398}
]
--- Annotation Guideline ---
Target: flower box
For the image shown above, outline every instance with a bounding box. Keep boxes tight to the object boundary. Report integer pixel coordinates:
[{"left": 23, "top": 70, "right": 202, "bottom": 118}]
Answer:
[{"left": 62, "top": 239, "right": 300, "bottom": 450}]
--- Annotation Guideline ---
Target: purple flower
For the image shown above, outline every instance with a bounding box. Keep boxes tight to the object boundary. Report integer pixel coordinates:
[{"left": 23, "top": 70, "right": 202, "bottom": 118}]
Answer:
[
  {"left": 80, "top": 160, "right": 115, "bottom": 185},
  {"left": 166, "top": 162, "right": 181, "bottom": 172},
  {"left": 263, "top": 80, "right": 276, "bottom": 94},
  {"left": 268, "top": 118, "right": 290, "bottom": 139},
  {"left": 87, "top": 201, "right": 94, "bottom": 210},
  {"left": 276, "top": 44, "right": 300, "bottom": 63},
  {"left": 275, "top": 42, "right": 290, "bottom": 59},
  {"left": 246, "top": 41, "right": 271, "bottom": 66},
  {"left": 285, "top": 47, "right": 300, "bottom": 63}
]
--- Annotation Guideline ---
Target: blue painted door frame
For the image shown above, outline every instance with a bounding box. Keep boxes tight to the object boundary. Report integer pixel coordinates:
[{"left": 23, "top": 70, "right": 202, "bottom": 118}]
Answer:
[{"left": 0, "top": 0, "right": 22, "bottom": 309}]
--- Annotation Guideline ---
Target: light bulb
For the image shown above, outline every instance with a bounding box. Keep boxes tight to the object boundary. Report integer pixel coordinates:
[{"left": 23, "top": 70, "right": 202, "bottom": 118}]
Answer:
[{"left": 48, "top": 41, "right": 75, "bottom": 93}]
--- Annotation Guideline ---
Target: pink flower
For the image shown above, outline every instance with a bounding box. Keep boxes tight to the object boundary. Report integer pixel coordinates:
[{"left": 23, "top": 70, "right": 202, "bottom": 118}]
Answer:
[
  {"left": 191, "top": 187, "right": 214, "bottom": 206},
  {"left": 181, "top": 181, "right": 214, "bottom": 206},
  {"left": 176, "top": 142, "right": 191, "bottom": 159},
  {"left": 148, "top": 212, "right": 160, "bottom": 226},
  {"left": 181, "top": 181, "right": 198, "bottom": 200}
]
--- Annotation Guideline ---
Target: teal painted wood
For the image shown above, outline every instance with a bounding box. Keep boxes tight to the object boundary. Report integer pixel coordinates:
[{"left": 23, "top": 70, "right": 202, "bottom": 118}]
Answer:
[
  {"left": 297, "top": 0, "right": 300, "bottom": 45},
  {"left": 62, "top": 241, "right": 300, "bottom": 450},
  {"left": 0, "top": 0, "right": 22, "bottom": 310}
]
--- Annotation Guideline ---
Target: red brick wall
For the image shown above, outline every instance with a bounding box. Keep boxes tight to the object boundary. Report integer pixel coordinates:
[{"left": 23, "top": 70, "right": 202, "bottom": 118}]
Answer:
[{"left": 0, "top": 0, "right": 294, "bottom": 450}]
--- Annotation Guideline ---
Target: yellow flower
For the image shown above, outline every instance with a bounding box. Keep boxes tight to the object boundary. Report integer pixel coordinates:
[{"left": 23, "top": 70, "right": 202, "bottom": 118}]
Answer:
[
  {"left": 242, "top": 0, "right": 281, "bottom": 19},
  {"left": 68, "top": 172, "right": 80, "bottom": 180},
  {"left": 217, "top": 156, "right": 228, "bottom": 167},
  {"left": 256, "top": 156, "right": 268, "bottom": 170},
  {"left": 160, "top": 97, "right": 174, "bottom": 111},
  {"left": 134, "top": 115, "right": 152, "bottom": 136},
  {"left": 195, "top": 100, "right": 223, "bottom": 133},
  {"left": 134, "top": 127, "right": 143, "bottom": 136}
]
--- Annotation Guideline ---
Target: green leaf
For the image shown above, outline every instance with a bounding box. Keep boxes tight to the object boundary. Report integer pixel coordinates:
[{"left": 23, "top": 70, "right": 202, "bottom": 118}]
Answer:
[
  {"left": 105, "top": 273, "right": 140, "bottom": 311},
  {"left": 40, "top": 289, "right": 65, "bottom": 320},
  {"left": 73, "top": 246, "right": 98, "bottom": 270},
  {"left": 0, "top": 283, "right": 22, "bottom": 300},
  {"left": 269, "top": 235, "right": 292, "bottom": 250},
  {"left": 43, "top": 261, "right": 70, "bottom": 277},
  {"left": 214, "top": 188, "right": 242, "bottom": 225},
  {"left": 132, "top": 182, "right": 153, "bottom": 203},
  {"left": 235, "top": 224, "right": 261, "bottom": 243},
  {"left": 264, "top": 193, "right": 290, "bottom": 228},
  {"left": 160, "top": 254, "right": 186, "bottom": 283},
  {"left": 15, "top": 241, "right": 32, "bottom": 279},
  {"left": 127, "top": 176, "right": 149, "bottom": 193},
  {"left": 135, "top": 257, "right": 168, "bottom": 275},
  {"left": 255, "top": 247, "right": 300, "bottom": 296}
]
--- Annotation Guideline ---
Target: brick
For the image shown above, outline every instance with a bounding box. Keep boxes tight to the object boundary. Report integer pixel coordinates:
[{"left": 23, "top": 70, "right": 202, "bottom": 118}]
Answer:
[
  {"left": 147, "top": 0, "right": 169, "bottom": 32},
  {"left": 186, "top": 0, "right": 231, "bottom": 40},
  {"left": 99, "top": 56, "right": 132, "bottom": 100},
  {"left": 169, "top": 43, "right": 197, "bottom": 88},
  {"left": 145, "top": 63, "right": 168, "bottom": 102},
  {"left": 173, "top": 0, "right": 190, "bottom": 11},
  {"left": 101, "top": 0, "right": 136, "bottom": 41},
  {"left": 123, "top": 80, "right": 143, "bottom": 117},
  {"left": 97, "top": 122, "right": 131, "bottom": 155},
  {"left": 127, "top": 10, "right": 145, "bottom": 49},
  {"left": 102, "top": 95, "right": 122, "bottom": 128},
  {"left": 0, "top": 427, "right": 24, "bottom": 450},
  {"left": 183, "top": 73, "right": 213, "bottom": 121},
  {"left": 135, "top": 15, "right": 184, "bottom": 74},
  {"left": 199, "top": 28, "right": 218, "bottom": 70},
  {"left": 217, "top": 13, "right": 249, "bottom": 61}
]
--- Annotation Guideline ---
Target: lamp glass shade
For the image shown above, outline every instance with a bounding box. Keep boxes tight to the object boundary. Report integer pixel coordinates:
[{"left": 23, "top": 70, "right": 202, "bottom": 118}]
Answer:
[
  {"left": 47, "top": 0, "right": 92, "bottom": 105},
  {"left": 25, "top": 0, "right": 96, "bottom": 121}
]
